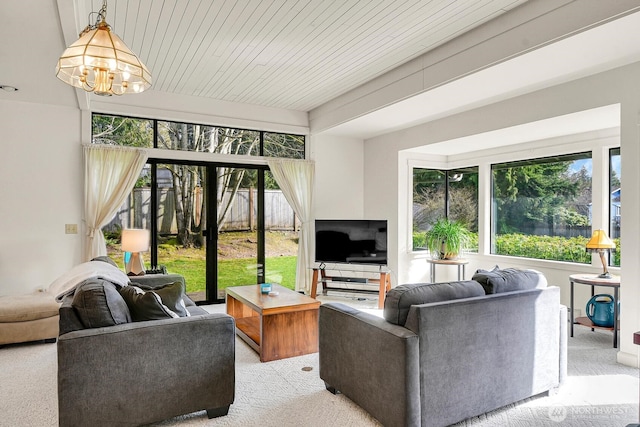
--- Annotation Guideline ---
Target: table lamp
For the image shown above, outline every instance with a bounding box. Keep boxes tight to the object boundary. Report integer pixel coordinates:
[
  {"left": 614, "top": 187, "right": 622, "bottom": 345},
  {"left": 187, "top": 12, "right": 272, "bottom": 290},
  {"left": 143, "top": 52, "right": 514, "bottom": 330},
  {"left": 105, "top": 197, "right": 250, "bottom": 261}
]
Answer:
[
  {"left": 121, "top": 228, "right": 150, "bottom": 276},
  {"left": 585, "top": 229, "right": 616, "bottom": 279}
]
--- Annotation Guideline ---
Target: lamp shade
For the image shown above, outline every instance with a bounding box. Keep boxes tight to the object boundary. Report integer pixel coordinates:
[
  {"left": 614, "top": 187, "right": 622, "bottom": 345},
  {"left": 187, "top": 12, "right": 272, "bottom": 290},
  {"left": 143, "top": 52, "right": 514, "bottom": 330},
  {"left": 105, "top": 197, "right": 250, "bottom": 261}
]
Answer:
[
  {"left": 56, "top": 6, "right": 152, "bottom": 96},
  {"left": 585, "top": 229, "right": 615, "bottom": 251},
  {"left": 121, "top": 229, "right": 150, "bottom": 253}
]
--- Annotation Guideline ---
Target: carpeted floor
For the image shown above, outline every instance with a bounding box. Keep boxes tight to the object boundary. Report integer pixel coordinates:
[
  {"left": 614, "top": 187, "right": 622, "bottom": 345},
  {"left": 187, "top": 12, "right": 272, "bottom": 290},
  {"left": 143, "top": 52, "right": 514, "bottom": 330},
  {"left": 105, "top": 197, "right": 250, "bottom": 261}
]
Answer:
[{"left": 0, "top": 293, "right": 637, "bottom": 427}]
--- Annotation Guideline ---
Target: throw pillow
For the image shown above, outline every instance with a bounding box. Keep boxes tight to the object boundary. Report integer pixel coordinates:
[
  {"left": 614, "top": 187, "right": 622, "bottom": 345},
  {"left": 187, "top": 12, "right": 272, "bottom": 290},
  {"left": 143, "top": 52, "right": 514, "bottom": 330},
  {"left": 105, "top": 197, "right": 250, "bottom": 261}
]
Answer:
[
  {"left": 384, "top": 281, "right": 485, "bottom": 326},
  {"left": 119, "top": 281, "right": 191, "bottom": 321},
  {"left": 472, "top": 268, "right": 547, "bottom": 294},
  {"left": 72, "top": 279, "right": 132, "bottom": 328}
]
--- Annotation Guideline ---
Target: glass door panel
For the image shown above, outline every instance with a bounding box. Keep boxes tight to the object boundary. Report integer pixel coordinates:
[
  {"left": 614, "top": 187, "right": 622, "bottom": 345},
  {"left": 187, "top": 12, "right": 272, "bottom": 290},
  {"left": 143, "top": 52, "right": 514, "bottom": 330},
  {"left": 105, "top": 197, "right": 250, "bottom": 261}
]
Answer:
[
  {"left": 264, "top": 170, "right": 298, "bottom": 290},
  {"left": 155, "top": 163, "right": 208, "bottom": 302},
  {"left": 216, "top": 167, "right": 259, "bottom": 297}
]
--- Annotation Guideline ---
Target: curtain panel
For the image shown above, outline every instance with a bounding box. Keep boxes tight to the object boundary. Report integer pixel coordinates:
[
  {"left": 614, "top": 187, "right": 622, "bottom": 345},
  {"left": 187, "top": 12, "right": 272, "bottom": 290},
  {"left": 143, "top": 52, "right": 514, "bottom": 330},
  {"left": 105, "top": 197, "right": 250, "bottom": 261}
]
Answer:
[
  {"left": 267, "top": 159, "right": 315, "bottom": 293},
  {"left": 83, "top": 145, "right": 148, "bottom": 261}
]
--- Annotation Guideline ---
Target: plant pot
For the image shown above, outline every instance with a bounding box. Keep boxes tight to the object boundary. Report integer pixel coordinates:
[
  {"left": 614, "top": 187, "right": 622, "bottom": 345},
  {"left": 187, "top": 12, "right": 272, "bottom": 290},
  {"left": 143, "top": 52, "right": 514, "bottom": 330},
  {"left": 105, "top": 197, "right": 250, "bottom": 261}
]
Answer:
[
  {"left": 438, "top": 252, "right": 459, "bottom": 260},
  {"left": 438, "top": 242, "right": 459, "bottom": 260}
]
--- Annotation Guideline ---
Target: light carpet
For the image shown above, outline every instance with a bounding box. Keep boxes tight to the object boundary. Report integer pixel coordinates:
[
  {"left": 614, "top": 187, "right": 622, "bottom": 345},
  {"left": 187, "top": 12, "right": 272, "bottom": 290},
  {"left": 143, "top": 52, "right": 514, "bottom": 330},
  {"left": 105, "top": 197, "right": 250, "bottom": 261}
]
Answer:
[{"left": 0, "top": 293, "right": 637, "bottom": 427}]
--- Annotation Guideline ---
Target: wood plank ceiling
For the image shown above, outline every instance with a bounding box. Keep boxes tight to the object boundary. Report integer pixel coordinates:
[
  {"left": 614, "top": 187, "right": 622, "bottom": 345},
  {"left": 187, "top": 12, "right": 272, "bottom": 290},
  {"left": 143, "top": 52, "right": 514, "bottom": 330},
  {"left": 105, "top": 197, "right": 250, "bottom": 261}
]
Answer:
[{"left": 80, "top": 0, "right": 530, "bottom": 111}]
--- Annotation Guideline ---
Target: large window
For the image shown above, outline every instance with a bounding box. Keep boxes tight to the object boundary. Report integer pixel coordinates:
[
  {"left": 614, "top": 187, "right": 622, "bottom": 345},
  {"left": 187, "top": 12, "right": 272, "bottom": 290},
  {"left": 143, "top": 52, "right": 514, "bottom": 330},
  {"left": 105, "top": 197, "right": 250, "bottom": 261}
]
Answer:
[
  {"left": 491, "top": 153, "right": 592, "bottom": 262},
  {"left": 412, "top": 167, "right": 478, "bottom": 251},
  {"left": 610, "top": 148, "right": 621, "bottom": 266},
  {"left": 94, "top": 113, "right": 303, "bottom": 303}
]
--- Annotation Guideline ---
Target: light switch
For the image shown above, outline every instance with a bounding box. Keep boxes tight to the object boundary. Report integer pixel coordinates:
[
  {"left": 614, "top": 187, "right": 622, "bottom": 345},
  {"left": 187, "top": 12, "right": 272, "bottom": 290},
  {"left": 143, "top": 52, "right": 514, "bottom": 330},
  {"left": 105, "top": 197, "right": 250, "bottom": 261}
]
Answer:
[{"left": 65, "top": 224, "right": 78, "bottom": 234}]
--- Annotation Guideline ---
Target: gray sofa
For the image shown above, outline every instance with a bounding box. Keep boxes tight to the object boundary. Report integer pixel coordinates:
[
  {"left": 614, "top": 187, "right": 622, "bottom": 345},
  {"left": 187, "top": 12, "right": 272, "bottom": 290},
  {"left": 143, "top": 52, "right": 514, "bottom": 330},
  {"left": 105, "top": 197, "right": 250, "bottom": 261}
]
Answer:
[
  {"left": 57, "top": 270, "right": 235, "bottom": 427},
  {"left": 319, "top": 268, "right": 567, "bottom": 427}
]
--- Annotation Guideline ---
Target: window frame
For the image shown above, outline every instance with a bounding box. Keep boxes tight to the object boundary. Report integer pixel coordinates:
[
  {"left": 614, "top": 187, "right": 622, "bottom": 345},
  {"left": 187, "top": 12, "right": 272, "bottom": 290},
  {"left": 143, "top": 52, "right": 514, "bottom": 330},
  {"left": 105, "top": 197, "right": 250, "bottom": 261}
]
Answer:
[
  {"left": 609, "top": 147, "right": 621, "bottom": 267},
  {"left": 91, "top": 112, "right": 306, "bottom": 159},
  {"left": 490, "top": 151, "right": 593, "bottom": 263},
  {"left": 405, "top": 131, "right": 619, "bottom": 275},
  {"left": 411, "top": 165, "right": 479, "bottom": 253}
]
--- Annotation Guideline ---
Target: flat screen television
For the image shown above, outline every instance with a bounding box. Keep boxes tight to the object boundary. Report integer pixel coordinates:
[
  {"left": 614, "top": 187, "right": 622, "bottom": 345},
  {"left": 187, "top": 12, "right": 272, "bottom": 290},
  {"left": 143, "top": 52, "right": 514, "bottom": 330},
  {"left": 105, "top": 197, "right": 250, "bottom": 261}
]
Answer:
[{"left": 315, "top": 219, "right": 387, "bottom": 265}]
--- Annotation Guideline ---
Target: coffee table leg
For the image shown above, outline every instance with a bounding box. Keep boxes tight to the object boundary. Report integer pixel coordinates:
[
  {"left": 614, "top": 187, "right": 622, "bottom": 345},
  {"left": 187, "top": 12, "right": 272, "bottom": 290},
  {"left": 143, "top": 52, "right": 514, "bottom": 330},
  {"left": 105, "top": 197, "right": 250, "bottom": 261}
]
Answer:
[{"left": 311, "top": 268, "right": 319, "bottom": 298}]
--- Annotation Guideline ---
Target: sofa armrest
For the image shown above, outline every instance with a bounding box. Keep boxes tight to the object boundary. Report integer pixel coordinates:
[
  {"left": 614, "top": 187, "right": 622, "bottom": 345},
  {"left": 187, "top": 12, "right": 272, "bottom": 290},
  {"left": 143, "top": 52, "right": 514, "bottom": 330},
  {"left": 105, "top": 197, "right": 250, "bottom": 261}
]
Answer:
[
  {"left": 319, "top": 303, "right": 420, "bottom": 427},
  {"left": 58, "top": 312, "right": 235, "bottom": 426}
]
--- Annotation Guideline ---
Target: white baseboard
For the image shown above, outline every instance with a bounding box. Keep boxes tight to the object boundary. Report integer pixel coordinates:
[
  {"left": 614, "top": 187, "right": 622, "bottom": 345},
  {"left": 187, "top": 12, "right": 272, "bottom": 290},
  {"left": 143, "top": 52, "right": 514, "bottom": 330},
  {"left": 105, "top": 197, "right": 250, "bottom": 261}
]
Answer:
[{"left": 617, "top": 350, "right": 639, "bottom": 368}]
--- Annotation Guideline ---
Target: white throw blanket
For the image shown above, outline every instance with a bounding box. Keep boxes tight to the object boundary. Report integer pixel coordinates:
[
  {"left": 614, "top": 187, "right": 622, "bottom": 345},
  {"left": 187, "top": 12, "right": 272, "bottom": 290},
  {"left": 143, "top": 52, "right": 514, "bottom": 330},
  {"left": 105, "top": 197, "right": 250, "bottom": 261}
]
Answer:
[{"left": 47, "top": 261, "right": 130, "bottom": 302}]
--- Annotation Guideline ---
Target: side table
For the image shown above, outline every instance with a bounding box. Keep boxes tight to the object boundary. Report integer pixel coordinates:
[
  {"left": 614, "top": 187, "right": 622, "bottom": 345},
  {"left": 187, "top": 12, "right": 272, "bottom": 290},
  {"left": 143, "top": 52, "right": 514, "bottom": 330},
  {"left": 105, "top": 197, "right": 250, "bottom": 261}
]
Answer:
[
  {"left": 569, "top": 273, "right": 620, "bottom": 348},
  {"left": 426, "top": 258, "right": 468, "bottom": 283}
]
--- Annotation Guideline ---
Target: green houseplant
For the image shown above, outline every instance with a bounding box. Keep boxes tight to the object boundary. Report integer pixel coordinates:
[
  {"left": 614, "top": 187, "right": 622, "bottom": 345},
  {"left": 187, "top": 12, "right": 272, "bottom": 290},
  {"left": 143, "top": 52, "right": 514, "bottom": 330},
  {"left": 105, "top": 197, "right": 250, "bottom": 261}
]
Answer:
[{"left": 424, "top": 218, "right": 471, "bottom": 260}]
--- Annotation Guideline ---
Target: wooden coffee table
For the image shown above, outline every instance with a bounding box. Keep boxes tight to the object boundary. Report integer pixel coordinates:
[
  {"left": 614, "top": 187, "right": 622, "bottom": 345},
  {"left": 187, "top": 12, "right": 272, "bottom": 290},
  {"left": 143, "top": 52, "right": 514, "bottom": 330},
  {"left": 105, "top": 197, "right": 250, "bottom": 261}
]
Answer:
[{"left": 225, "top": 284, "right": 321, "bottom": 362}]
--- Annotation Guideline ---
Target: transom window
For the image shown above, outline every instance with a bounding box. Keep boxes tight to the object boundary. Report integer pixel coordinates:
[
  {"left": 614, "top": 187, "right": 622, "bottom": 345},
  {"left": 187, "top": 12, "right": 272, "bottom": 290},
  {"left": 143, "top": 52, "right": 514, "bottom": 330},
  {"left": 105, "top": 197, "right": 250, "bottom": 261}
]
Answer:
[{"left": 92, "top": 113, "right": 305, "bottom": 159}]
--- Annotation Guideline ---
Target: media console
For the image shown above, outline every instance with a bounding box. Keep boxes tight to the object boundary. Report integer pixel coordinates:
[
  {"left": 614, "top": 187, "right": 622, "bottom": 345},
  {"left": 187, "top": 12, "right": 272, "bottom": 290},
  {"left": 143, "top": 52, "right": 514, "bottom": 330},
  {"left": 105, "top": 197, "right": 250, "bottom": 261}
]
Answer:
[{"left": 310, "top": 263, "right": 391, "bottom": 309}]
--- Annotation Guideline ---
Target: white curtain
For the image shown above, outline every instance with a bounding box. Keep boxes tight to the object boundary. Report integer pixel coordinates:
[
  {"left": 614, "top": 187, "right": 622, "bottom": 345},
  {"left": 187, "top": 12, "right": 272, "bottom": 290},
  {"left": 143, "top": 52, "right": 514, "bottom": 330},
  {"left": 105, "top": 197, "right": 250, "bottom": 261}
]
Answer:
[
  {"left": 267, "top": 159, "right": 315, "bottom": 293},
  {"left": 84, "top": 145, "right": 148, "bottom": 261}
]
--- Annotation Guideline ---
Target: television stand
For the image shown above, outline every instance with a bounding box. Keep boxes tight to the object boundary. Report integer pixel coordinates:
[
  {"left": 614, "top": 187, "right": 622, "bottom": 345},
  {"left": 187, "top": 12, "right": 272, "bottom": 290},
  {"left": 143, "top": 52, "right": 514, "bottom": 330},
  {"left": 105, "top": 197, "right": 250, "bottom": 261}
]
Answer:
[{"left": 310, "top": 265, "right": 391, "bottom": 309}]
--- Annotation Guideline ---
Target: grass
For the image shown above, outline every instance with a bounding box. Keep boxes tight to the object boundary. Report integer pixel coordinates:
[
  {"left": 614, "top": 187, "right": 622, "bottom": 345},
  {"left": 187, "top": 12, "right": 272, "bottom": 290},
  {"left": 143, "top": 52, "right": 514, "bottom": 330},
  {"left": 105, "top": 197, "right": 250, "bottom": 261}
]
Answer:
[{"left": 107, "top": 231, "right": 298, "bottom": 294}]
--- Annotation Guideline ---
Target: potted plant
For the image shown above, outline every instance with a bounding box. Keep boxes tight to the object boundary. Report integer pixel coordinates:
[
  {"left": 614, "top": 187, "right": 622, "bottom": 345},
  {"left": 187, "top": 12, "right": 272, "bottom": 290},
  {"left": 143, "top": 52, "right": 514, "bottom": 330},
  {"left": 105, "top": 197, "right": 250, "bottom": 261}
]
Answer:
[{"left": 424, "top": 218, "right": 471, "bottom": 260}]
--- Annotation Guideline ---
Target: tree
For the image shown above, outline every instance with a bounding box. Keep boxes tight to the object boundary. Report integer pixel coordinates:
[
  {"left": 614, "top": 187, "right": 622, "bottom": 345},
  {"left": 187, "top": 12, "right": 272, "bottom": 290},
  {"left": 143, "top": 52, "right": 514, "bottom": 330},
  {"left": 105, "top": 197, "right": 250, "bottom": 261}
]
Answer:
[
  {"left": 157, "top": 122, "right": 262, "bottom": 247},
  {"left": 493, "top": 160, "right": 590, "bottom": 235},
  {"left": 92, "top": 115, "right": 152, "bottom": 147},
  {"left": 93, "top": 113, "right": 305, "bottom": 248},
  {"left": 413, "top": 168, "right": 478, "bottom": 233}
]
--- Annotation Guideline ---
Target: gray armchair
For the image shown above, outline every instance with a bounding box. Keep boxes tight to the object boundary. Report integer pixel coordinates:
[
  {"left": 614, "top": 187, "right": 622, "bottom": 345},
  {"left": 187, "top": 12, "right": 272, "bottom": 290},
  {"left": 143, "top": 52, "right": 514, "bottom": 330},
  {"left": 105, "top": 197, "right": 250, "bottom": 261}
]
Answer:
[{"left": 57, "top": 274, "right": 235, "bottom": 427}]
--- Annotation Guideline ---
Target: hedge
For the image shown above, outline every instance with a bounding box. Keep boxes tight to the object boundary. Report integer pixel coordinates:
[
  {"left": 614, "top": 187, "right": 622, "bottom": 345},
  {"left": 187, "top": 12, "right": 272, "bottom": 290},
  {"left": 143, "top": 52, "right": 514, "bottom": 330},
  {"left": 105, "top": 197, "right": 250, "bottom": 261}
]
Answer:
[{"left": 414, "top": 232, "right": 620, "bottom": 266}]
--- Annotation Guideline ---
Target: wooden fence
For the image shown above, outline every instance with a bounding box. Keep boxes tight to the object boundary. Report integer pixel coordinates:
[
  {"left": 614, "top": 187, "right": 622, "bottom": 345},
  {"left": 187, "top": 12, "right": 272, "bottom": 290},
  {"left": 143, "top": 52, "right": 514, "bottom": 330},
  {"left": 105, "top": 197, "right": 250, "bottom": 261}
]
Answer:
[{"left": 104, "top": 188, "right": 298, "bottom": 234}]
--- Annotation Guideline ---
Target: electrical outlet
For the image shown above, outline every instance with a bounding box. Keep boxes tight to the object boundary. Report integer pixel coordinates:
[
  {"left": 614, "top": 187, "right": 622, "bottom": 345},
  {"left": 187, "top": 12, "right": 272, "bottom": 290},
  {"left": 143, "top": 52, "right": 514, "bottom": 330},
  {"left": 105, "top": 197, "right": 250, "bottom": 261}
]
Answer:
[{"left": 65, "top": 224, "right": 78, "bottom": 234}]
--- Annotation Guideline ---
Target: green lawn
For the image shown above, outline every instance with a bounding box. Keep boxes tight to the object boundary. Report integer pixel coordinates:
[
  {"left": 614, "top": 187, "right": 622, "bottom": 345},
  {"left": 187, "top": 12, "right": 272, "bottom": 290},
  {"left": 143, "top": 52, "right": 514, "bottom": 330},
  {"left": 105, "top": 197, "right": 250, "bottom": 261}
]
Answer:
[
  {"left": 108, "top": 231, "right": 298, "bottom": 294},
  {"left": 110, "top": 253, "right": 297, "bottom": 293}
]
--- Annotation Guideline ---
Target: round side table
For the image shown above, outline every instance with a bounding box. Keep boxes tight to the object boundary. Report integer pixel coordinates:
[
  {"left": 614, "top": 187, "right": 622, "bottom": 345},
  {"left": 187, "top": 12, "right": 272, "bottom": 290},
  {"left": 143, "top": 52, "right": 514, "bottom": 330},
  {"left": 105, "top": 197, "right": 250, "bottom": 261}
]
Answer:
[
  {"left": 426, "top": 258, "right": 468, "bottom": 283},
  {"left": 569, "top": 273, "right": 620, "bottom": 348}
]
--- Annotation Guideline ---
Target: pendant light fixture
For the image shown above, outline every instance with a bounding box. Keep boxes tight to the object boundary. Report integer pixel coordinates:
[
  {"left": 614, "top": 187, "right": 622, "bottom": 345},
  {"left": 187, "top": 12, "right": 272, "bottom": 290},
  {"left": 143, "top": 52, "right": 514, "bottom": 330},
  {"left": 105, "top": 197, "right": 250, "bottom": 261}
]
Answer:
[{"left": 55, "top": 0, "right": 152, "bottom": 96}]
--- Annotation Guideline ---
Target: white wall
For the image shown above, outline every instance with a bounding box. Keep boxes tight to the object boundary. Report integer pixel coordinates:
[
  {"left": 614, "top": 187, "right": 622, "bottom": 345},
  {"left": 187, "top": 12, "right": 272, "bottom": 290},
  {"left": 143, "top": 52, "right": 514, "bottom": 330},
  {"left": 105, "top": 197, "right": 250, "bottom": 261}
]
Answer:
[
  {"left": 0, "top": 92, "right": 310, "bottom": 297},
  {"left": 359, "top": 62, "right": 640, "bottom": 367},
  {"left": 0, "top": 99, "right": 83, "bottom": 295},
  {"left": 311, "top": 134, "right": 365, "bottom": 220}
]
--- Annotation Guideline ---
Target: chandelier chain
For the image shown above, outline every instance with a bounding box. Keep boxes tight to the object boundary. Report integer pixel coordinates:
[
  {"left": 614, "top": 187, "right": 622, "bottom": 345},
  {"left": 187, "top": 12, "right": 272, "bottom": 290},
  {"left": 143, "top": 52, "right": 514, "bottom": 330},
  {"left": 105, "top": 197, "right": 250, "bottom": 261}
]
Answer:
[{"left": 83, "top": 0, "right": 109, "bottom": 35}]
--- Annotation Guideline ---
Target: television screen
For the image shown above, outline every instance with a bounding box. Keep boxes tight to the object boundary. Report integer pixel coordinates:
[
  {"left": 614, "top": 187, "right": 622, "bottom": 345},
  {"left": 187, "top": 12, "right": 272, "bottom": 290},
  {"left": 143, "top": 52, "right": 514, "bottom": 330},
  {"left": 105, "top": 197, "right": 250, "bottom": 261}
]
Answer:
[{"left": 315, "top": 219, "right": 387, "bottom": 265}]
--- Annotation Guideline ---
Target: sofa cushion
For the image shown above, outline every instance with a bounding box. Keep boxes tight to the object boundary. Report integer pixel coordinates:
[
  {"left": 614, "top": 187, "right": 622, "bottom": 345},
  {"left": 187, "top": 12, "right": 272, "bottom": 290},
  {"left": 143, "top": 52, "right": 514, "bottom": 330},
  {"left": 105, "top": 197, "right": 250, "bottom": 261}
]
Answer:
[
  {"left": 119, "top": 281, "right": 191, "bottom": 321},
  {"left": 0, "top": 292, "right": 60, "bottom": 323},
  {"left": 472, "top": 268, "right": 547, "bottom": 294},
  {"left": 384, "top": 281, "right": 485, "bottom": 325},
  {"left": 134, "top": 280, "right": 196, "bottom": 310},
  {"left": 72, "top": 279, "right": 132, "bottom": 328}
]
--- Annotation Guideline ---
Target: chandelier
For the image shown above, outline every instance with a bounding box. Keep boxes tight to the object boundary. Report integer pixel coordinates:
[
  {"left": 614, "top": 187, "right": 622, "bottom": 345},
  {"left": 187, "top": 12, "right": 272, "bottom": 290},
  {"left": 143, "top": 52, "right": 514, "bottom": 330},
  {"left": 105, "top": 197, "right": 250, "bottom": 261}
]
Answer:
[{"left": 55, "top": 1, "right": 152, "bottom": 96}]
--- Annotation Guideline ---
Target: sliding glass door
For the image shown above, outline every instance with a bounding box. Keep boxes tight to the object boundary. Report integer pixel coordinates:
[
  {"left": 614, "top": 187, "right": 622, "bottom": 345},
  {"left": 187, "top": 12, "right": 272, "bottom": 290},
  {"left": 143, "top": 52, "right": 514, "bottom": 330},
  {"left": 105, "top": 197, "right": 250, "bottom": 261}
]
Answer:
[{"left": 150, "top": 162, "right": 265, "bottom": 303}]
